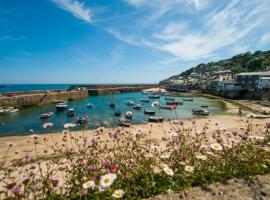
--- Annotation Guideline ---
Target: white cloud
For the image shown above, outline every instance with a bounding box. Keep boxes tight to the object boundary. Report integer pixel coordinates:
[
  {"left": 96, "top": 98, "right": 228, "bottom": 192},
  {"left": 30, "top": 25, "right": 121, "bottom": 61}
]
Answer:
[
  {"left": 259, "top": 33, "right": 270, "bottom": 47},
  {"left": 52, "top": 0, "right": 93, "bottom": 23},
  {"left": 113, "top": 0, "right": 270, "bottom": 61}
]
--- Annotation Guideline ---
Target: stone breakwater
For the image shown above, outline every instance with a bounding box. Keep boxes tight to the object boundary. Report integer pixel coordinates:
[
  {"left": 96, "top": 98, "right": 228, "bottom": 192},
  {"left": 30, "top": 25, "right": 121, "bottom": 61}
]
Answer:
[{"left": 0, "top": 90, "right": 89, "bottom": 107}]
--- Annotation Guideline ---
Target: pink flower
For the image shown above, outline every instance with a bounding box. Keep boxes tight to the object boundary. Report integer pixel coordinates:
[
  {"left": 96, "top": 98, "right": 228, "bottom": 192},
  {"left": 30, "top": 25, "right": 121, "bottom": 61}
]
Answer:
[
  {"left": 12, "top": 186, "right": 24, "bottom": 197},
  {"left": 266, "top": 122, "right": 270, "bottom": 129}
]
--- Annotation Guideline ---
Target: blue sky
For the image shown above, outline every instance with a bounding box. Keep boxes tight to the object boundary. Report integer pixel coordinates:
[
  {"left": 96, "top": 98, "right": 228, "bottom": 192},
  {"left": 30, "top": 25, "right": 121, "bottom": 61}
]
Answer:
[{"left": 0, "top": 0, "right": 270, "bottom": 84}]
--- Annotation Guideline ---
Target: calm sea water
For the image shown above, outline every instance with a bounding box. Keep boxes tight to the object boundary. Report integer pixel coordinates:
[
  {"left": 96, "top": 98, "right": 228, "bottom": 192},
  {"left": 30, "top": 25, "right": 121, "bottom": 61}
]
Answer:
[
  {"left": 0, "top": 84, "right": 71, "bottom": 93},
  {"left": 0, "top": 92, "right": 224, "bottom": 136}
]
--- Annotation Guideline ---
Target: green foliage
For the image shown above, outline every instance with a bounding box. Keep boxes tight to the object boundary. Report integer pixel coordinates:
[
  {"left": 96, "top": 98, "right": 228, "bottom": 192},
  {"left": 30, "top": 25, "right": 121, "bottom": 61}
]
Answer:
[{"left": 160, "top": 49, "right": 270, "bottom": 84}]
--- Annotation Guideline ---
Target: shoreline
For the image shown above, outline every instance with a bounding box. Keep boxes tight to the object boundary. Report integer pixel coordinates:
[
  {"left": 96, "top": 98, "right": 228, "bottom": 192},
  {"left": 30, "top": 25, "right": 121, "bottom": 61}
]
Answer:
[{"left": 0, "top": 113, "right": 268, "bottom": 163}]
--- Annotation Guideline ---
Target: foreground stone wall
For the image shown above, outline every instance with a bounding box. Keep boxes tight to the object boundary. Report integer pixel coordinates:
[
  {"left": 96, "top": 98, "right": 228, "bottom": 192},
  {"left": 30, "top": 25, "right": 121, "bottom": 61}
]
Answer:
[{"left": 0, "top": 90, "right": 89, "bottom": 107}]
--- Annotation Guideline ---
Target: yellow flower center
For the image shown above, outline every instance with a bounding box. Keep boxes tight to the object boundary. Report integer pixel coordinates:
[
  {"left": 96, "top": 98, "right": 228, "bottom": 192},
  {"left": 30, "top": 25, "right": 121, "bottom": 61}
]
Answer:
[{"left": 104, "top": 178, "right": 110, "bottom": 184}]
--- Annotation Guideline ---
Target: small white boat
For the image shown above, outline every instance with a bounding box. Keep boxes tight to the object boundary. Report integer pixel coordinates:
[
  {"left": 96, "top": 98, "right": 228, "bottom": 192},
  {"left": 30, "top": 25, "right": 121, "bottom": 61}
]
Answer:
[
  {"left": 3, "top": 107, "right": 19, "bottom": 114},
  {"left": 144, "top": 109, "right": 155, "bottom": 115},
  {"left": 126, "top": 100, "right": 135, "bottom": 106},
  {"left": 67, "top": 108, "right": 75, "bottom": 117},
  {"left": 148, "top": 94, "right": 160, "bottom": 99},
  {"left": 56, "top": 102, "right": 68, "bottom": 111},
  {"left": 40, "top": 112, "right": 53, "bottom": 119},
  {"left": 148, "top": 116, "right": 164, "bottom": 123},
  {"left": 192, "top": 109, "right": 209, "bottom": 116},
  {"left": 0, "top": 107, "right": 4, "bottom": 115},
  {"left": 126, "top": 111, "right": 133, "bottom": 119},
  {"left": 133, "top": 104, "right": 142, "bottom": 110}
]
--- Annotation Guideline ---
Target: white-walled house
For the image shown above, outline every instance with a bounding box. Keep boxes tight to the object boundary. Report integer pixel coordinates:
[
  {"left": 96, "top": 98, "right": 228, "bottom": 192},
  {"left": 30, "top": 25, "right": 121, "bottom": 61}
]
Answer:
[{"left": 257, "top": 77, "right": 270, "bottom": 90}]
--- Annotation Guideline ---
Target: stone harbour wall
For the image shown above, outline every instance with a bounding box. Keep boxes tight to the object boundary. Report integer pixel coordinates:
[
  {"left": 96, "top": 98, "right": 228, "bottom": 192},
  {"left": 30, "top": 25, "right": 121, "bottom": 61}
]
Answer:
[{"left": 0, "top": 90, "right": 89, "bottom": 107}]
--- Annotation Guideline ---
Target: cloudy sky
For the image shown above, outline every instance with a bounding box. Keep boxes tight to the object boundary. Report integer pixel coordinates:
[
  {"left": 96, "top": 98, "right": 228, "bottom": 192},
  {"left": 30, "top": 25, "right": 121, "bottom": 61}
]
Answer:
[{"left": 0, "top": 0, "right": 270, "bottom": 84}]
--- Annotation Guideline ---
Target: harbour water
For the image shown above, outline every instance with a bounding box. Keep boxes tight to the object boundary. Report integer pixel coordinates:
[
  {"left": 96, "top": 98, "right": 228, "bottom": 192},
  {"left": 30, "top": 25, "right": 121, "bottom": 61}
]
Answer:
[{"left": 0, "top": 92, "right": 225, "bottom": 136}]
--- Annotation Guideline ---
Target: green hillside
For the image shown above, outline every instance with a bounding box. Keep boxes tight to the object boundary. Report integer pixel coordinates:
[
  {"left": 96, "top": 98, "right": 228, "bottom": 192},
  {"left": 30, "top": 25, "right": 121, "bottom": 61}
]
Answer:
[{"left": 160, "top": 50, "right": 270, "bottom": 84}]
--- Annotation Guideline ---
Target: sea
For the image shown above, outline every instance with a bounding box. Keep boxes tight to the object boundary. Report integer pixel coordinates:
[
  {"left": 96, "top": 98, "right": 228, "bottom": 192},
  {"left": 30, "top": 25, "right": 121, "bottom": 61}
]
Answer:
[
  {"left": 0, "top": 90, "right": 225, "bottom": 136},
  {"left": 0, "top": 84, "right": 71, "bottom": 93}
]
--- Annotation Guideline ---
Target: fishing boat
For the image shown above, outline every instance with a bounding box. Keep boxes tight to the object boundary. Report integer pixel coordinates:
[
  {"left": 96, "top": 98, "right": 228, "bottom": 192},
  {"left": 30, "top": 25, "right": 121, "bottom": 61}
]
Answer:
[
  {"left": 40, "top": 112, "right": 53, "bottom": 119},
  {"left": 133, "top": 104, "right": 142, "bottom": 110},
  {"left": 56, "top": 102, "right": 68, "bottom": 111},
  {"left": 183, "top": 98, "right": 193, "bottom": 102},
  {"left": 126, "top": 100, "right": 135, "bottom": 106},
  {"left": 119, "top": 121, "right": 131, "bottom": 127},
  {"left": 114, "top": 111, "right": 121, "bottom": 117},
  {"left": 144, "top": 109, "right": 155, "bottom": 115},
  {"left": 201, "top": 105, "right": 208, "bottom": 108},
  {"left": 141, "top": 99, "right": 150, "bottom": 103},
  {"left": 126, "top": 111, "right": 133, "bottom": 119},
  {"left": 165, "top": 97, "right": 175, "bottom": 101},
  {"left": 109, "top": 102, "right": 115, "bottom": 108},
  {"left": 148, "top": 94, "right": 160, "bottom": 99},
  {"left": 67, "top": 108, "right": 75, "bottom": 117},
  {"left": 76, "top": 116, "right": 89, "bottom": 125},
  {"left": 3, "top": 107, "right": 19, "bottom": 114},
  {"left": 159, "top": 105, "right": 176, "bottom": 110},
  {"left": 192, "top": 109, "right": 209, "bottom": 116},
  {"left": 166, "top": 101, "right": 178, "bottom": 106},
  {"left": 86, "top": 103, "right": 93, "bottom": 108},
  {"left": 148, "top": 116, "right": 164, "bottom": 123}
]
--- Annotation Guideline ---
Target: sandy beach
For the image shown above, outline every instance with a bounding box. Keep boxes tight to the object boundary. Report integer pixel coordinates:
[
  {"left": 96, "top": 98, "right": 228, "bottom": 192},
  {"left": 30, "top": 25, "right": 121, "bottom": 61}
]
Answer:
[{"left": 0, "top": 113, "right": 268, "bottom": 164}]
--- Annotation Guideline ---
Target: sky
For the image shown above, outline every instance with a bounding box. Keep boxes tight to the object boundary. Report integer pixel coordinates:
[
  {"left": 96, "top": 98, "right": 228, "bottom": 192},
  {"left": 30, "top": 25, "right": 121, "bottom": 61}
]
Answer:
[{"left": 0, "top": 0, "right": 270, "bottom": 84}]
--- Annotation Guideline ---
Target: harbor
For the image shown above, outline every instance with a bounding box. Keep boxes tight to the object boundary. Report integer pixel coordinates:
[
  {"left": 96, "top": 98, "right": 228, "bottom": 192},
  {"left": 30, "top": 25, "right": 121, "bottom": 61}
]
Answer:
[{"left": 0, "top": 91, "right": 224, "bottom": 136}]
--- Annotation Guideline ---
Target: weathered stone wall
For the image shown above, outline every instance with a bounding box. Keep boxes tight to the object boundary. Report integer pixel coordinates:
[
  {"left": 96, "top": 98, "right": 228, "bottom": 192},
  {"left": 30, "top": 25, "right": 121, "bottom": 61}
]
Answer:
[{"left": 0, "top": 90, "right": 89, "bottom": 107}]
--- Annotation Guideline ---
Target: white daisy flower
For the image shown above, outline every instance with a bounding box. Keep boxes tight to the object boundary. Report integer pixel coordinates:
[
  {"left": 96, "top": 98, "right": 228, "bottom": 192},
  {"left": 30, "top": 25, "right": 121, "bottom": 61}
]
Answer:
[
  {"left": 195, "top": 155, "right": 207, "bottom": 161},
  {"left": 210, "top": 143, "right": 223, "bottom": 151},
  {"left": 100, "top": 173, "right": 117, "bottom": 188},
  {"left": 161, "top": 164, "right": 174, "bottom": 176},
  {"left": 112, "top": 189, "right": 124, "bottom": 198},
  {"left": 184, "top": 165, "right": 194, "bottom": 173},
  {"left": 82, "top": 180, "right": 95, "bottom": 190}
]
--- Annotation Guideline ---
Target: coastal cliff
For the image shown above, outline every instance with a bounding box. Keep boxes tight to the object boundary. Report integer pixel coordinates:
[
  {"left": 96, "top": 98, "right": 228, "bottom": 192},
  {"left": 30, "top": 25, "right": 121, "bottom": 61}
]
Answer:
[{"left": 0, "top": 90, "right": 89, "bottom": 107}]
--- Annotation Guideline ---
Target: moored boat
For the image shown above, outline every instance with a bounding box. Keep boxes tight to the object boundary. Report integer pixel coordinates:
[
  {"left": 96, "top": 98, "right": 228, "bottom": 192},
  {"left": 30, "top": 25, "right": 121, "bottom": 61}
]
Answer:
[
  {"left": 40, "top": 112, "right": 53, "bottom": 119},
  {"left": 109, "top": 102, "right": 115, "bottom": 108},
  {"left": 141, "top": 99, "right": 150, "bottom": 103},
  {"left": 133, "top": 104, "right": 142, "bottom": 110},
  {"left": 183, "top": 98, "right": 193, "bottom": 102},
  {"left": 148, "top": 94, "right": 160, "bottom": 99},
  {"left": 67, "top": 108, "right": 75, "bottom": 117},
  {"left": 192, "top": 109, "right": 209, "bottom": 116},
  {"left": 126, "top": 111, "right": 133, "bottom": 119},
  {"left": 166, "top": 101, "right": 177, "bottom": 106},
  {"left": 144, "top": 109, "right": 155, "bottom": 115},
  {"left": 148, "top": 116, "right": 164, "bottom": 123},
  {"left": 159, "top": 105, "right": 176, "bottom": 110},
  {"left": 86, "top": 103, "right": 93, "bottom": 108},
  {"left": 201, "top": 105, "right": 208, "bottom": 108},
  {"left": 165, "top": 97, "right": 175, "bottom": 101},
  {"left": 126, "top": 100, "right": 135, "bottom": 106},
  {"left": 76, "top": 116, "right": 89, "bottom": 125},
  {"left": 2, "top": 107, "right": 19, "bottom": 114},
  {"left": 56, "top": 102, "right": 68, "bottom": 111},
  {"left": 114, "top": 111, "right": 121, "bottom": 116}
]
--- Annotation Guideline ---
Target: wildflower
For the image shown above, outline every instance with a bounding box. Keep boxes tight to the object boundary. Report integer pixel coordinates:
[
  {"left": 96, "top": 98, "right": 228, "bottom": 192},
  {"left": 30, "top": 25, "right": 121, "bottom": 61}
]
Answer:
[
  {"left": 43, "top": 122, "right": 53, "bottom": 129},
  {"left": 30, "top": 134, "right": 39, "bottom": 140},
  {"left": 12, "top": 186, "right": 24, "bottom": 197},
  {"left": 100, "top": 173, "right": 117, "bottom": 188},
  {"left": 49, "top": 179, "right": 59, "bottom": 187},
  {"left": 110, "top": 166, "right": 119, "bottom": 174},
  {"left": 167, "top": 189, "right": 174, "bottom": 195},
  {"left": 195, "top": 155, "right": 207, "bottom": 161},
  {"left": 64, "top": 123, "right": 76, "bottom": 129},
  {"left": 161, "top": 164, "right": 174, "bottom": 176},
  {"left": 82, "top": 180, "right": 95, "bottom": 190},
  {"left": 184, "top": 165, "right": 194, "bottom": 173},
  {"left": 210, "top": 143, "right": 223, "bottom": 151},
  {"left": 112, "top": 189, "right": 124, "bottom": 198},
  {"left": 6, "top": 141, "right": 16, "bottom": 147},
  {"left": 151, "top": 101, "right": 159, "bottom": 107}
]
